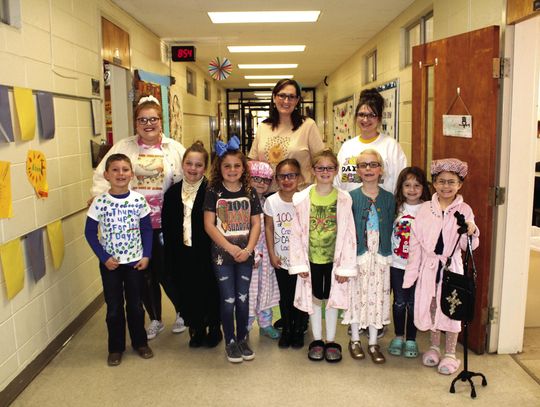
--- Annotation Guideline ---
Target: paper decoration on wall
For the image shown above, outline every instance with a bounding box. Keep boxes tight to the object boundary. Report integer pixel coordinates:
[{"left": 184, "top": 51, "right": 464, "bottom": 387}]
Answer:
[
  {"left": 443, "top": 115, "right": 473, "bottom": 138},
  {"left": 376, "top": 80, "right": 399, "bottom": 141},
  {"left": 0, "top": 238, "right": 25, "bottom": 299},
  {"left": 47, "top": 220, "right": 64, "bottom": 269},
  {"left": 333, "top": 96, "right": 355, "bottom": 151},
  {"left": 26, "top": 150, "right": 48, "bottom": 198},
  {"left": 13, "top": 87, "right": 36, "bottom": 141},
  {"left": 160, "top": 85, "right": 170, "bottom": 138},
  {"left": 25, "top": 229, "right": 46, "bottom": 282},
  {"left": 208, "top": 57, "right": 232, "bottom": 80},
  {"left": 0, "top": 85, "right": 14, "bottom": 142},
  {"left": 91, "top": 99, "right": 103, "bottom": 136},
  {"left": 36, "top": 91, "right": 55, "bottom": 139},
  {"left": 0, "top": 161, "right": 12, "bottom": 218},
  {"left": 169, "top": 87, "right": 183, "bottom": 143}
]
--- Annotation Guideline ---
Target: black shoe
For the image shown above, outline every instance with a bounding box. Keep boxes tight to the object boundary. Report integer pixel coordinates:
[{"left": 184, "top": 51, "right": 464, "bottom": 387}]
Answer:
[
  {"left": 189, "top": 327, "right": 206, "bottom": 348},
  {"left": 278, "top": 330, "right": 291, "bottom": 348},
  {"left": 291, "top": 330, "right": 305, "bottom": 349},
  {"left": 206, "top": 326, "right": 223, "bottom": 348},
  {"left": 273, "top": 318, "right": 283, "bottom": 331}
]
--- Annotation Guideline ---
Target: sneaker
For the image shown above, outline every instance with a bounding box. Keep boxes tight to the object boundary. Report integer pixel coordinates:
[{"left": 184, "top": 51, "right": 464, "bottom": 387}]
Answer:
[
  {"left": 259, "top": 326, "right": 280, "bottom": 340},
  {"left": 147, "top": 320, "right": 164, "bottom": 340},
  {"left": 225, "top": 341, "right": 243, "bottom": 363},
  {"left": 171, "top": 313, "right": 186, "bottom": 334},
  {"left": 237, "top": 340, "right": 255, "bottom": 361}
]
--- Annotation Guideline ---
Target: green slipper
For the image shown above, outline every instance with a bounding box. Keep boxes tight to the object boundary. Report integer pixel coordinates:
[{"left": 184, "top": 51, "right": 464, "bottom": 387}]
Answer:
[
  {"left": 404, "top": 340, "right": 419, "bottom": 358},
  {"left": 388, "top": 337, "right": 404, "bottom": 356}
]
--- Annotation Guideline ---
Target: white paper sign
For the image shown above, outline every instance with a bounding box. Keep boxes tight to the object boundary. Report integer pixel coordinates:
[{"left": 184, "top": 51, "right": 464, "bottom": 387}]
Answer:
[{"left": 443, "top": 114, "right": 472, "bottom": 138}]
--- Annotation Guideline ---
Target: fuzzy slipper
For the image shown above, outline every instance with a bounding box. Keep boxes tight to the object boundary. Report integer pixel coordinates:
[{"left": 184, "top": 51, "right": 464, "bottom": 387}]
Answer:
[
  {"left": 404, "top": 340, "right": 419, "bottom": 358},
  {"left": 438, "top": 355, "right": 461, "bottom": 375},
  {"left": 422, "top": 346, "right": 441, "bottom": 367},
  {"left": 324, "top": 342, "right": 342, "bottom": 363},
  {"left": 308, "top": 340, "right": 325, "bottom": 361}
]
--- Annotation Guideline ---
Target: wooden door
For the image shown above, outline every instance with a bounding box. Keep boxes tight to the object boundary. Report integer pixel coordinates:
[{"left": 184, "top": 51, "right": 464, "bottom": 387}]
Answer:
[{"left": 412, "top": 26, "right": 500, "bottom": 354}]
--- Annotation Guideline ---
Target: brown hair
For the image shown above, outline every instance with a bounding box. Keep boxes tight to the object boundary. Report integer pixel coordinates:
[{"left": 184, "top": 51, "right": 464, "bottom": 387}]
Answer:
[
  {"left": 263, "top": 79, "right": 304, "bottom": 131},
  {"left": 105, "top": 153, "right": 132, "bottom": 171},
  {"left": 394, "top": 166, "right": 431, "bottom": 214},
  {"left": 209, "top": 150, "right": 251, "bottom": 194},
  {"left": 311, "top": 148, "right": 338, "bottom": 168},
  {"left": 276, "top": 158, "right": 301, "bottom": 176},
  {"left": 355, "top": 88, "right": 384, "bottom": 120},
  {"left": 183, "top": 140, "right": 209, "bottom": 168},
  {"left": 134, "top": 98, "right": 163, "bottom": 121}
]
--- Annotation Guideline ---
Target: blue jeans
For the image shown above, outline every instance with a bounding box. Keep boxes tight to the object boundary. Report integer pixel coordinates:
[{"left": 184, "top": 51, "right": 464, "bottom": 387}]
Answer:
[
  {"left": 214, "top": 262, "right": 253, "bottom": 343},
  {"left": 100, "top": 263, "right": 147, "bottom": 353},
  {"left": 390, "top": 266, "right": 417, "bottom": 340}
]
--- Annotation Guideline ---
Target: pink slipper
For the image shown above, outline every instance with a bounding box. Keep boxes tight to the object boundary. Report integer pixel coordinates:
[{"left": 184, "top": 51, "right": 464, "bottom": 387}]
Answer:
[
  {"left": 438, "top": 355, "right": 461, "bottom": 375},
  {"left": 422, "top": 346, "right": 441, "bottom": 367}
]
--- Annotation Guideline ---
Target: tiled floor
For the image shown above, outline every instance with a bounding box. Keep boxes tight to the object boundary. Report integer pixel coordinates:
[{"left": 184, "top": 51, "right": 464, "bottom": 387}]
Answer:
[{"left": 513, "top": 328, "right": 540, "bottom": 385}]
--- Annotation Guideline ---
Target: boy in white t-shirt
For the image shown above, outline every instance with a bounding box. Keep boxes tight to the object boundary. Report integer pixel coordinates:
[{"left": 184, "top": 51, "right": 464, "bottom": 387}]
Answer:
[{"left": 85, "top": 153, "right": 153, "bottom": 366}]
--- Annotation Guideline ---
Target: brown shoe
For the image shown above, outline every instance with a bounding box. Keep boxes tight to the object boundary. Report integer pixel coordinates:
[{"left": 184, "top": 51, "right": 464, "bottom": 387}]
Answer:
[
  {"left": 136, "top": 346, "right": 154, "bottom": 359},
  {"left": 368, "top": 344, "right": 386, "bottom": 364},
  {"left": 107, "top": 352, "right": 122, "bottom": 366},
  {"left": 348, "top": 340, "right": 365, "bottom": 359}
]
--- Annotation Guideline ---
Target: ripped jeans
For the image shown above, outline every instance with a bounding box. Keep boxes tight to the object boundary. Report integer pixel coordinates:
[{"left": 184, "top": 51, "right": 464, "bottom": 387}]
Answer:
[{"left": 214, "top": 262, "right": 253, "bottom": 343}]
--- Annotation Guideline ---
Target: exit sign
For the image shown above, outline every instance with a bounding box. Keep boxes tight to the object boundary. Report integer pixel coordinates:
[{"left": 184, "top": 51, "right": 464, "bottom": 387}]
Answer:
[{"left": 171, "top": 46, "right": 196, "bottom": 62}]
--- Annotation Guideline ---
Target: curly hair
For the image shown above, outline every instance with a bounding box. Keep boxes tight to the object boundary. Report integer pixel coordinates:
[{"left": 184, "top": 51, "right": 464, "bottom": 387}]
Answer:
[
  {"left": 394, "top": 166, "right": 431, "bottom": 215},
  {"left": 209, "top": 150, "right": 251, "bottom": 195}
]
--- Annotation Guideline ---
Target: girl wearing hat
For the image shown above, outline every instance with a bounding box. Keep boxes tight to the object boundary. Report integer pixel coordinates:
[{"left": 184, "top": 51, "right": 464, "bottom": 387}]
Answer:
[{"left": 403, "top": 158, "right": 479, "bottom": 375}]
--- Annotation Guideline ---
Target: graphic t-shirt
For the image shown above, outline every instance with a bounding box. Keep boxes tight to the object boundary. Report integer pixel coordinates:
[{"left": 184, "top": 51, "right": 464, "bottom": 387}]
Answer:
[
  {"left": 203, "top": 183, "right": 262, "bottom": 265},
  {"left": 308, "top": 188, "right": 337, "bottom": 264},
  {"left": 264, "top": 192, "right": 295, "bottom": 270},
  {"left": 87, "top": 191, "right": 151, "bottom": 264},
  {"left": 134, "top": 144, "right": 166, "bottom": 229},
  {"left": 391, "top": 203, "right": 421, "bottom": 269}
]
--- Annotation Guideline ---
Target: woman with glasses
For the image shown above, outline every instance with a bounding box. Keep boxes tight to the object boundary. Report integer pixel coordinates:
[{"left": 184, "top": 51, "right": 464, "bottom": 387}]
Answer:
[
  {"left": 335, "top": 88, "right": 406, "bottom": 193},
  {"left": 249, "top": 79, "right": 325, "bottom": 191},
  {"left": 91, "top": 96, "right": 187, "bottom": 342}
]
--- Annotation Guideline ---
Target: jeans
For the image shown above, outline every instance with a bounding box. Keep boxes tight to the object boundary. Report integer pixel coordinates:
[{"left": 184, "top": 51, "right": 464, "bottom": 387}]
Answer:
[
  {"left": 100, "top": 263, "right": 147, "bottom": 353},
  {"left": 390, "top": 266, "right": 417, "bottom": 340},
  {"left": 214, "top": 262, "right": 253, "bottom": 343}
]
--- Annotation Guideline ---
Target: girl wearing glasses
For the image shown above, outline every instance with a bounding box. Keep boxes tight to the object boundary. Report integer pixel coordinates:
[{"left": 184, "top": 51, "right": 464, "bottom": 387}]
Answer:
[
  {"left": 289, "top": 149, "right": 357, "bottom": 363},
  {"left": 264, "top": 159, "right": 309, "bottom": 348},
  {"left": 246, "top": 161, "right": 281, "bottom": 341},
  {"left": 403, "top": 158, "right": 478, "bottom": 375},
  {"left": 335, "top": 88, "right": 406, "bottom": 194},
  {"left": 342, "top": 149, "right": 395, "bottom": 364},
  {"left": 91, "top": 96, "right": 187, "bottom": 342},
  {"left": 249, "top": 79, "right": 324, "bottom": 191}
]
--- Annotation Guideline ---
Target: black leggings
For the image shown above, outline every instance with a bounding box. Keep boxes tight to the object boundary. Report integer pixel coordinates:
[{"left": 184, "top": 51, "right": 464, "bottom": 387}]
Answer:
[
  {"left": 275, "top": 268, "right": 308, "bottom": 333},
  {"left": 310, "top": 262, "right": 332, "bottom": 300}
]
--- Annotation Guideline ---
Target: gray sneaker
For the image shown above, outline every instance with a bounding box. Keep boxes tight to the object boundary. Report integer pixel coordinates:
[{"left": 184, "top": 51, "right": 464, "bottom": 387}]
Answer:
[
  {"left": 237, "top": 340, "right": 255, "bottom": 361},
  {"left": 225, "top": 341, "right": 243, "bottom": 363}
]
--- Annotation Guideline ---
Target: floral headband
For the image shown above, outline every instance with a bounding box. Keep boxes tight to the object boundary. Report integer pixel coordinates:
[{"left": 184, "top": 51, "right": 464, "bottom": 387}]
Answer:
[
  {"left": 215, "top": 135, "right": 240, "bottom": 157},
  {"left": 138, "top": 95, "right": 160, "bottom": 105}
]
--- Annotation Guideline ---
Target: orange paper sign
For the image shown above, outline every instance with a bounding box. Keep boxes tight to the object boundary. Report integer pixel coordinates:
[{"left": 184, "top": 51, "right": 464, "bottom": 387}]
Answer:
[{"left": 26, "top": 150, "right": 48, "bottom": 198}]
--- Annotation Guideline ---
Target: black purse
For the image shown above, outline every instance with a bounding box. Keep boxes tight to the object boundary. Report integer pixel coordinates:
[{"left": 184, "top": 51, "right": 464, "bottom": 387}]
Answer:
[{"left": 440, "top": 215, "right": 477, "bottom": 322}]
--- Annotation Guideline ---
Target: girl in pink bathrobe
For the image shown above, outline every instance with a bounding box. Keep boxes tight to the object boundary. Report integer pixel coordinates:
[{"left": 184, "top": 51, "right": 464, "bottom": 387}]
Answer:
[{"left": 403, "top": 158, "right": 479, "bottom": 375}]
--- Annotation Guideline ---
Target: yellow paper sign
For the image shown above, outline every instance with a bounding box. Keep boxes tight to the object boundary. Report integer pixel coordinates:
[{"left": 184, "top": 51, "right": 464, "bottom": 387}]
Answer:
[
  {"left": 0, "top": 238, "right": 25, "bottom": 299},
  {"left": 47, "top": 220, "right": 64, "bottom": 269},
  {"left": 26, "top": 150, "right": 48, "bottom": 198},
  {"left": 13, "top": 87, "right": 36, "bottom": 141},
  {"left": 0, "top": 161, "right": 12, "bottom": 218}
]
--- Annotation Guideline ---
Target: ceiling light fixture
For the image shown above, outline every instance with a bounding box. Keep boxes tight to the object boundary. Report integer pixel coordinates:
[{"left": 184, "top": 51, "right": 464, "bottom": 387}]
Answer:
[
  {"left": 238, "top": 64, "right": 298, "bottom": 69},
  {"left": 228, "top": 45, "right": 305, "bottom": 53},
  {"left": 245, "top": 75, "right": 293, "bottom": 79},
  {"left": 249, "top": 83, "right": 277, "bottom": 87},
  {"left": 208, "top": 11, "right": 320, "bottom": 24},
  {"left": 254, "top": 92, "right": 272, "bottom": 96}
]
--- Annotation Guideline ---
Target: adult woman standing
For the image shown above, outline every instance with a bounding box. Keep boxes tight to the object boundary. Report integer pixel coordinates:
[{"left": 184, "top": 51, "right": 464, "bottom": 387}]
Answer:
[
  {"left": 335, "top": 88, "right": 407, "bottom": 193},
  {"left": 249, "top": 79, "right": 325, "bottom": 190},
  {"left": 91, "top": 96, "right": 186, "bottom": 340}
]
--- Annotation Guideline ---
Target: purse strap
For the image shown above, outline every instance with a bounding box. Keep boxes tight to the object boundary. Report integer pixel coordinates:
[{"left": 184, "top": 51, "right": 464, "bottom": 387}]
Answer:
[{"left": 463, "top": 235, "right": 477, "bottom": 281}]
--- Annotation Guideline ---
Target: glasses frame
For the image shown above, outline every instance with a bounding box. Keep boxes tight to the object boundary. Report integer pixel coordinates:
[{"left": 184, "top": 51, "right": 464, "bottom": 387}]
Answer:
[
  {"left": 251, "top": 176, "right": 273, "bottom": 185},
  {"left": 356, "top": 161, "right": 382, "bottom": 169},
  {"left": 276, "top": 172, "right": 299, "bottom": 181},
  {"left": 356, "top": 112, "right": 378, "bottom": 120},
  {"left": 136, "top": 116, "right": 161, "bottom": 125},
  {"left": 313, "top": 165, "right": 337, "bottom": 173},
  {"left": 275, "top": 93, "right": 299, "bottom": 102},
  {"left": 434, "top": 178, "right": 460, "bottom": 186}
]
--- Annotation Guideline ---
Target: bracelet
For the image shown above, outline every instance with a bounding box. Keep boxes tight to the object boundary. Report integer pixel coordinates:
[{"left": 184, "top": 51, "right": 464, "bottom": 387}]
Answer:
[{"left": 243, "top": 248, "right": 252, "bottom": 256}]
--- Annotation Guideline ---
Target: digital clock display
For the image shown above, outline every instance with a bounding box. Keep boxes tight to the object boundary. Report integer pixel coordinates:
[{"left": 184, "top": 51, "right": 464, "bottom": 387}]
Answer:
[{"left": 171, "top": 46, "right": 196, "bottom": 62}]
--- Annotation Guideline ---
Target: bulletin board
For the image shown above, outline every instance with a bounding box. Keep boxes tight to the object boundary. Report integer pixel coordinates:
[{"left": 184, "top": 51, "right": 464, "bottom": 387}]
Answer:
[{"left": 333, "top": 96, "right": 355, "bottom": 151}]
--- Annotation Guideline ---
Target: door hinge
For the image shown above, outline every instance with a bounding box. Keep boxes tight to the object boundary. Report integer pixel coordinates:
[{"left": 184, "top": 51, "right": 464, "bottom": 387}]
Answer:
[
  {"left": 487, "top": 307, "right": 498, "bottom": 324},
  {"left": 488, "top": 186, "right": 506, "bottom": 206},
  {"left": 493, "top": 57, "right": 510, "bottom": 78}
]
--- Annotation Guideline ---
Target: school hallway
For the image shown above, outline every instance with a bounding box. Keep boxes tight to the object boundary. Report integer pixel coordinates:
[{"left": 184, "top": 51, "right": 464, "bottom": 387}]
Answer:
[{"left": 9, "top": 299, "right": 540, "bottom": 407}]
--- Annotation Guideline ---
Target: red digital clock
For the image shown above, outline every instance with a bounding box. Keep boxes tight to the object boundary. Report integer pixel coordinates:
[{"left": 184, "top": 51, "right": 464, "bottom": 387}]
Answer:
[{"left": 171, "top": 46, "right": 196, "bottom": 62}]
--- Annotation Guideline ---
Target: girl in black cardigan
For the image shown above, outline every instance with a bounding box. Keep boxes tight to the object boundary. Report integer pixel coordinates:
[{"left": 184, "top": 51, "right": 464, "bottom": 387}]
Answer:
[{"left": 161, "top": 141, "right": 222, "bottom": 347}]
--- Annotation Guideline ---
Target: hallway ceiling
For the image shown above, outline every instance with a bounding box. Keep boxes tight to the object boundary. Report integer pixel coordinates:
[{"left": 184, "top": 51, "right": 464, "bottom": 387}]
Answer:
[{"left": 111, "top": 0, "right": 414, "bottom": 89}]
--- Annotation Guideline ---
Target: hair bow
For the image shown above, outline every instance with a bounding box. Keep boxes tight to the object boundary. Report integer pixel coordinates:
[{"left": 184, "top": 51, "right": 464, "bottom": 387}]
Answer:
[
  {"left": 138, "top": 95, "right": 160, "bottom": 105},
  {"left": 215, "top": 135, "right": 240, "bottom": 157}
]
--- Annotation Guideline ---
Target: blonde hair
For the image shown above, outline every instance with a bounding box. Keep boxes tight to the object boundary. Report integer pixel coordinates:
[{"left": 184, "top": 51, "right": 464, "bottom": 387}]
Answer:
[
  {"left": 357, "top": 149, "right": 385, "bottom": 179},
  {"left": 311, "top": 148, "right": 338, "bottom": 168}
]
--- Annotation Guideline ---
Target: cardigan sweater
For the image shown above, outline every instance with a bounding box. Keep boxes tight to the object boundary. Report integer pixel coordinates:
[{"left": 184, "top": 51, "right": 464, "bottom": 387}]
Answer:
[{"left": 350, "top": 187, "right": 395, "bottom": 257}]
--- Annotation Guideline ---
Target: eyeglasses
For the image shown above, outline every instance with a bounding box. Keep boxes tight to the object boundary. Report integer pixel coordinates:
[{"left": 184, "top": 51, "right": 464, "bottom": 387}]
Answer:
[
  {"left": 434, "top": 179, "right": 459, "bottom": 186},
  {"left": 357, "top": 112, "right": 378, "bottom": 119},
  {"left": 276, "top": 93, "right": 299, "bottom": 101},
  {"left": 276, "top": 173, "right": 299, "bottom": 181},
  {"left": 313, "top": 165, "right": 337, "bottom": 173},
  {"left": 357, "top": 162, "right": 381, "bottom": 169},
  {"left": 136, "top": 117, "right": 160, "bottom": 125},
  {"left": 251, "top": 176, "right": 273, "bottom": 185}
]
